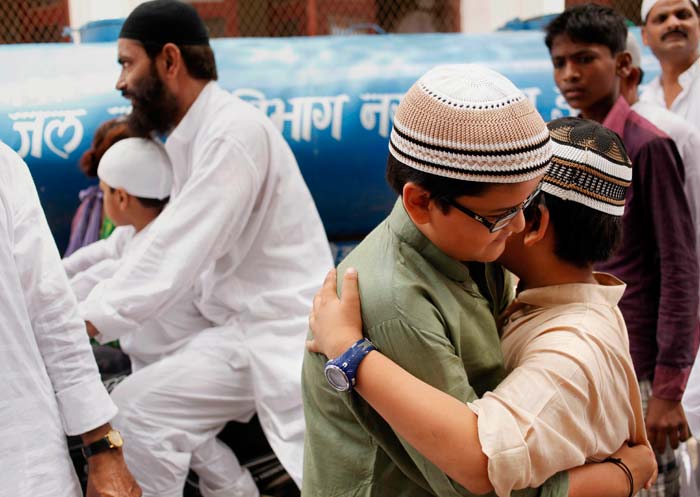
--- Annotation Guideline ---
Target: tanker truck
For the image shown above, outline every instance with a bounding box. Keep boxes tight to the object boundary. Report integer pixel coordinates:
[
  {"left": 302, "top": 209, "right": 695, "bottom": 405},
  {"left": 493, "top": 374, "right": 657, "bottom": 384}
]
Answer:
[{"left": 0, "top": 28, "right": 657, "bottom": 259}]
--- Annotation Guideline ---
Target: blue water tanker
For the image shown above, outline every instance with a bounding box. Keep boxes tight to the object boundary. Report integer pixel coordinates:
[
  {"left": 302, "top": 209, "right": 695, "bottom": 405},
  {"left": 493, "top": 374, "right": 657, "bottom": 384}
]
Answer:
[{"left": 0, "top": 30, "right": 657, "bottom": 254}]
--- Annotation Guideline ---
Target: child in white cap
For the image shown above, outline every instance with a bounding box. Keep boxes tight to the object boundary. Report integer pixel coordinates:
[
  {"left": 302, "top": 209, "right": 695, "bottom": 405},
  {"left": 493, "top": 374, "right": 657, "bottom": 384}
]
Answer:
[
  {"left": 64, "top": 137, "right": 240, "bottom": 495},
  {"left": 63, "top": 137, "right": 212, "bottom": 370}
]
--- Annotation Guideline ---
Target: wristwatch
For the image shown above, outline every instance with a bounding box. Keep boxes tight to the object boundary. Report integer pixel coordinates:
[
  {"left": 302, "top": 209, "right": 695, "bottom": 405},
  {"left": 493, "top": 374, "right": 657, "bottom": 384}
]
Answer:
[
  {"left": 324, "top": 338, "right": 377, "bottom": 392},
  {"left": 82, "top": 429, "right": 124, "bottom": 458}
]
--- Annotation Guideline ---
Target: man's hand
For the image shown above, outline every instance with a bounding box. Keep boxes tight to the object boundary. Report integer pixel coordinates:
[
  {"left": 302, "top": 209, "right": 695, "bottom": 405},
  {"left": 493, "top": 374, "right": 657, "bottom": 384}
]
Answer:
[
  {"left": 645, "top": 396, "right": 690, "bottom": 452},
  {"left": 86, "top": 321, "right": 98, "bottom": 338},
  {"left": 81, "top": 424, "right": 140, "bottom": 497},
  {"left": 86, "top": 450, "right": 141, "bottom": 497}
]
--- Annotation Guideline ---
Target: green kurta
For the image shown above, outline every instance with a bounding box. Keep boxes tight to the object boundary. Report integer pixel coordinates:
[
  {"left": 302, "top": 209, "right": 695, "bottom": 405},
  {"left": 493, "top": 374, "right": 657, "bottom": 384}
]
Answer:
[{"left": 302, "top": 200, "right": 568, "bottom": 497}]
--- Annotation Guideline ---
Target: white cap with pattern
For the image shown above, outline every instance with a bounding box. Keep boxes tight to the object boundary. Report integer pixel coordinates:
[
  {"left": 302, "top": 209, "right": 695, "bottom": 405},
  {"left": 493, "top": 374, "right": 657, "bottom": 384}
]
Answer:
[{"left": 389, "top": 64, "right": 552, "bottom": 183}]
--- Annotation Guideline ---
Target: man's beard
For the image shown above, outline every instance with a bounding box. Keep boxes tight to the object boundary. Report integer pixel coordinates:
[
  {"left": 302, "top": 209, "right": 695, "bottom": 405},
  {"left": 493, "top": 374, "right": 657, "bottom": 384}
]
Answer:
[{"left": 123, "top": 65, "right": 179, "bottom": 137}]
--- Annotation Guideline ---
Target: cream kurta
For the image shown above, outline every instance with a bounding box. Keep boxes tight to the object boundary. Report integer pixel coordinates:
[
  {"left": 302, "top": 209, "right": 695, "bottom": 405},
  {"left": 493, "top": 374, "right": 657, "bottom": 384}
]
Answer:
[
  {"left": 0, "top": 142, "right": 116, "bottom": 496},
  {"left": 471, "top": 273, "right": 646, "bottom": 497}
]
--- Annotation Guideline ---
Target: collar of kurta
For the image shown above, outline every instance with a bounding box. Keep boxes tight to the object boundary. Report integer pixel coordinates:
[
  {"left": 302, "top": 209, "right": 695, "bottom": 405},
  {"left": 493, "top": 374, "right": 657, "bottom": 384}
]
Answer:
[
  {"left": 515, "top": 272, "right": 626, "bottom": 308},
  {"left": 132, "top": 220, "right": 154, "bottom": 241},
  {"left": 602, "top": 95, "right": 631, "bottom": 137},
  {"left": 679, "top": 56, "right": 700, "bottom": 90},
  {"left": 167, "top": 80, "right": 218, "bottom": 144},
  {"left": 388, "top": 199, "right": 470, "bottom": 283}
]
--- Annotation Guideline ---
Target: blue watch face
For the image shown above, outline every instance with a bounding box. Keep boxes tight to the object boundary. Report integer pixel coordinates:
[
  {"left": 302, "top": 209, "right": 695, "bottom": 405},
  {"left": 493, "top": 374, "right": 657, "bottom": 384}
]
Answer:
[{"left": 324, "top": 364, "right": 350, "bottom": 392}]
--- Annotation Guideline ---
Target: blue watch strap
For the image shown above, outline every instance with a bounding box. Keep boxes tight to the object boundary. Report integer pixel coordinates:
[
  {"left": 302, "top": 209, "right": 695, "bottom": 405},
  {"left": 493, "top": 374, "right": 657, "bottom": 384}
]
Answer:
[{"left": 324, "top": 338, "right": 377, "bottom": 392}]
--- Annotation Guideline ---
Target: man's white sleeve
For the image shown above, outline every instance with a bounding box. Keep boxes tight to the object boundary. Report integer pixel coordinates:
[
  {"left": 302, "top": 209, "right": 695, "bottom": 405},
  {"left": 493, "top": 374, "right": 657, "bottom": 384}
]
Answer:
[
  {"left": 80, "top": 134, "right": 265, "bottom": 341},
  {"left": 11, "top": 155, "right": 116, "bottom": 436},
  {"left": 71, "top": 258, "right": 121, "bottom": 302},
  {"left": 683, "top": 352, "right": 700, "bottom": 436},
  {"left": 62, "top": 226, "right": 132, "bottom": 278}
]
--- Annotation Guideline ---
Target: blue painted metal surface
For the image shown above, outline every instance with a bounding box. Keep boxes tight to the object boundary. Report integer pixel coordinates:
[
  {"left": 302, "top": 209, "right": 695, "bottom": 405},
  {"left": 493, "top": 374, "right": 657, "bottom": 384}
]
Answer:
[
  {"left": 0, "top": 30, "right": 658, "bottom": 252},
  {"left": 78, "top": 18, "right": 127, "bottom": 43}
]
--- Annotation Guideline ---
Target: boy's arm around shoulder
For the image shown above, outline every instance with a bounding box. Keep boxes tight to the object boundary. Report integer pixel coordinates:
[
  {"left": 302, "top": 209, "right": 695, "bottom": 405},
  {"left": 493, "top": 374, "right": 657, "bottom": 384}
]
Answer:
[{"left": 342, "top": 315, "right": 571, "bottom": 497}]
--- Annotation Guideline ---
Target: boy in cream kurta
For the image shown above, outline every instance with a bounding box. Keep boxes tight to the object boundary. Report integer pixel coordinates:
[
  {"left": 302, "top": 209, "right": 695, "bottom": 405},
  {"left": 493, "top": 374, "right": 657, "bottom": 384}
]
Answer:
[
  {"left": 464, "top": 117, "right": 647, "bottom": 494},
  {"left": 473, "top": 273, "right": 646, "bottom": 494}
]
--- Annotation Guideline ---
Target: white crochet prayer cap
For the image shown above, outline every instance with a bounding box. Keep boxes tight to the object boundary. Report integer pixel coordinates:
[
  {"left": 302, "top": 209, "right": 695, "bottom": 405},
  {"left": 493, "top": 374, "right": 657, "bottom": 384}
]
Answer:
[
  {"left": 642, "top": 0, "right": 698, "bottom": 22},
  {"left": 389, "top": 63, "right": 552, "bottom": 183},
  {"left": 626, "top": 32, "right": 642, "bottom": 68},
  {"left": 98, "top": 137, "right": 172, "bottom": 200}
]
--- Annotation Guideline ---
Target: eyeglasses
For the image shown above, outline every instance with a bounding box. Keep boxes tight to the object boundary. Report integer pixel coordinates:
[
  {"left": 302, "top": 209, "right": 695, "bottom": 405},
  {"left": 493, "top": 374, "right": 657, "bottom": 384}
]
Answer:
[{"left": 442, "top": 183, "right": 543, "bottom": 233}]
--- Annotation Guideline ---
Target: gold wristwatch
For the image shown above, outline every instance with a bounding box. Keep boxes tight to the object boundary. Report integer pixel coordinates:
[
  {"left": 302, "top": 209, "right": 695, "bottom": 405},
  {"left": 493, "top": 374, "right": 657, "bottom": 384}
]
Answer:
[{"left": 81, "top": 429, "right": 124, "bottom": 458}]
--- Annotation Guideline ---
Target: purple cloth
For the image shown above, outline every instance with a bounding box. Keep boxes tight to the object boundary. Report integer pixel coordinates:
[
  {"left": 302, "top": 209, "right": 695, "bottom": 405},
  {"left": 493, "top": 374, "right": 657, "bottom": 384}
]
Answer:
[
  {"left": 64, "top": 185, "right": 103, "bottom": 257},
  {"left": 597, "top": 96, "right": 700, "bottom": 401}
]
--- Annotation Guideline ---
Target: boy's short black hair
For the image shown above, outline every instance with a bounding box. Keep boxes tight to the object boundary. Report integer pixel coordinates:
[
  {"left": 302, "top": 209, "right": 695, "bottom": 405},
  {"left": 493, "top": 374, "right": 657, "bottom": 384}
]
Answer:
[
  {"left": 135, "top": 195, "right": 170, "bottom": 210},
  {"left": 386, "top": 154, "right": 492, "bottom": 211},
  {"left": 109, "top": 186, "right": 170, "bottom": 211},
  {"left": 526, "top": 193, "right": 622, "bottom": 268},
  {"left": 545, "top": 4, "right": 628, "bottom": 56}
]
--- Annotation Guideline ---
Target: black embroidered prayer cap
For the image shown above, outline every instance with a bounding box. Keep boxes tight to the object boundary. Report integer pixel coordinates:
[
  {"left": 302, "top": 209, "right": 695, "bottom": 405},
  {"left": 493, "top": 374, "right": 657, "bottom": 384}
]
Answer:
[
  {"left": 544, "top": 117, "right": 632, "bottom": 216},
  {"left": 119, "top": 0, "right": 210, "bottom": 46}
]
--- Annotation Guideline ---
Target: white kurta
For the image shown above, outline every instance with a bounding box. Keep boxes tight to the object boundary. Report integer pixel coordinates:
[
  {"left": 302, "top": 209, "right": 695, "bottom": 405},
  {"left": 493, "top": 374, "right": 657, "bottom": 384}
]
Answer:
[
  {"left": 64, "top": 223, "right": 213, "bottom": 370},
  {"left": 641, "top": 58, "right": 700, "bottom": 127},
  {"left": 684, "top": 355, "right": 700, "bottom": 435},
  {"left": 0, "top": 142, "right": 117, "bottom": 497},
  {"left": 79, "top": 82, "right": 333, "bottom": 484},
  {"left": 63, "top": 226, "right": 133, "bottom": 301}
]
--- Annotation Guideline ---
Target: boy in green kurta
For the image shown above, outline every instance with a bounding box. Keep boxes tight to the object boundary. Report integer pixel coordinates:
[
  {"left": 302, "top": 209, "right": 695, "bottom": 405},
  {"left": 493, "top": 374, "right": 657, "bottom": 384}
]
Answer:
[{"left": 302, "top": 65, "right": 566, "bottom": 497}]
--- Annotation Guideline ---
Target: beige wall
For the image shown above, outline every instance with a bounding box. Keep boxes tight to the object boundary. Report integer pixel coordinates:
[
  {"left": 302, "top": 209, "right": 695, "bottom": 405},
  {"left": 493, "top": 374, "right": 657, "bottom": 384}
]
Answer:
[
  {"left": 68, "top": 0, "right": 145, "bottom": 39},
  {"left": 460, "top": 0, "right": 564, "bottom": 33}
]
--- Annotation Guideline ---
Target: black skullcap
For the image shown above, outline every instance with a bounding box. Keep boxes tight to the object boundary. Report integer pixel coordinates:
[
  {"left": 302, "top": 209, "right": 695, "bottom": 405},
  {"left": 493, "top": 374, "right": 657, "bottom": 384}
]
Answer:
[{"left": 120, "top": 0, "right": 209, "bottom": 46}]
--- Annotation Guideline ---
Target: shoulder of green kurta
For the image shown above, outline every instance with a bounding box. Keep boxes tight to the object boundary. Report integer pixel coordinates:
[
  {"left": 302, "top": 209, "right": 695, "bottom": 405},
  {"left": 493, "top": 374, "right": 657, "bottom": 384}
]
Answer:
[{"left": 337, "top": 219, "right": 475, "bottom": 335}]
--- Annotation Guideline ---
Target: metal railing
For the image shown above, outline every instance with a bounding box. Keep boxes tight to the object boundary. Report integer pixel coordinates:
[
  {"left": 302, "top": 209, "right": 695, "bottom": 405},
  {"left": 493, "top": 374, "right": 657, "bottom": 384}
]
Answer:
[{"left": 0, "top": 0, "right": 646, "bottom": 44}]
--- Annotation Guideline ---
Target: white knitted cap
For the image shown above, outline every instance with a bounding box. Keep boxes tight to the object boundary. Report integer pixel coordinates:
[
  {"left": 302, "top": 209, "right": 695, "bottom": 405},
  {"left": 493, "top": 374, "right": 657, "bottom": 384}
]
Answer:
[
  {"left": 98, "top": 137, "right": 172, "bottom": 200},
  {"left": 642, "top": 0, "right": 698, "bottom": 22},
  {"left": 389, "top": 64, "right": 552, "bottom": 183},
  {"left": 626, "top": 32, "right": 642, "bottom": 68}
]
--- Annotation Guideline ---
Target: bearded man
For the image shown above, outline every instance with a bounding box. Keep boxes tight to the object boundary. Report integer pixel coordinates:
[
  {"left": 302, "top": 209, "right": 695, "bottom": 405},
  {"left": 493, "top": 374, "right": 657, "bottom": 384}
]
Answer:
[{"left": 78, "top": 1, "right": 334, "bottom": 496}]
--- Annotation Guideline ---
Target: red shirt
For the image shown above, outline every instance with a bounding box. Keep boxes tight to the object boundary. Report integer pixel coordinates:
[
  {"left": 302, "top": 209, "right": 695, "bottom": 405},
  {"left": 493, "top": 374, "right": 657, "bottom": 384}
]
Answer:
[{"left": 597, "top": 96, "right": 699, "bottom": 401}]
